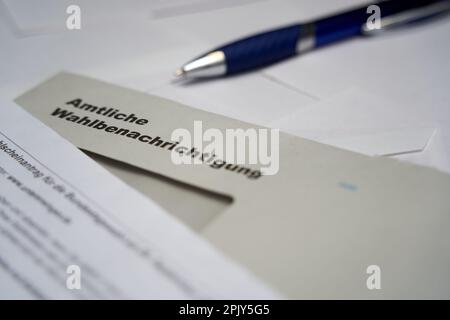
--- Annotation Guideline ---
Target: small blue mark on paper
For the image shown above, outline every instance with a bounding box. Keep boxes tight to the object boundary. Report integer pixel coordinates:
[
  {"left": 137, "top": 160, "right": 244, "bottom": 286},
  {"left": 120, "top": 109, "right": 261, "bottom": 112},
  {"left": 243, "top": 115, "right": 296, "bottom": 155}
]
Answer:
[{"left": 338, "top": 182, "right": 358, "bottom": 192}]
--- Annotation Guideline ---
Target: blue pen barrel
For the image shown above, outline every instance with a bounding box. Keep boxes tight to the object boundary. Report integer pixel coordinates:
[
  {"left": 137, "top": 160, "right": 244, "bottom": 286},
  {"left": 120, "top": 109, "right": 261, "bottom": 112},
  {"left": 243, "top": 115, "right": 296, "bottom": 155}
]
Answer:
[
  {"left": 220, "top": 24, "right": 301, "bottom": 75},
  {"left": 314, "top": 7, "right": 367, "bottom": 47}
]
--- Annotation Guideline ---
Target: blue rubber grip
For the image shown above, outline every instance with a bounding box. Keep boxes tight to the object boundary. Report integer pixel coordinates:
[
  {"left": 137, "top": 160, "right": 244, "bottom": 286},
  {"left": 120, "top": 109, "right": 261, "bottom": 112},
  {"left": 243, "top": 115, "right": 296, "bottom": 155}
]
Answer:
[
  {"left": 315, "top": 8, "right": 366, "bottom": 47},
  {"left": 219, "top": 24, "right": 301, "bottom": 75}
]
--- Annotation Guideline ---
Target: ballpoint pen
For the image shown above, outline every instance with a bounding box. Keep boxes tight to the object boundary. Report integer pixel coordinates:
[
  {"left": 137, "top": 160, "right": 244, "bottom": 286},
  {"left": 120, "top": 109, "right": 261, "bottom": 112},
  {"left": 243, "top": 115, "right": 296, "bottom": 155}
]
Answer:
[{"left": 175, "top": 0, "right": 450, "bottom": 79}]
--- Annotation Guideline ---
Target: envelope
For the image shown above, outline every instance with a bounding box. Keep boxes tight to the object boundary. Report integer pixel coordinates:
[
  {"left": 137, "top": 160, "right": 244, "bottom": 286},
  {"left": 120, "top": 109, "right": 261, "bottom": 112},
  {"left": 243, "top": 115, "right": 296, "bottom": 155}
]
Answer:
[
  {"left": 270, "top": 87, "right": 437, "bottom": 157},
  {"left": 15, "top": 72, "right": 450, "bottom": 299}
]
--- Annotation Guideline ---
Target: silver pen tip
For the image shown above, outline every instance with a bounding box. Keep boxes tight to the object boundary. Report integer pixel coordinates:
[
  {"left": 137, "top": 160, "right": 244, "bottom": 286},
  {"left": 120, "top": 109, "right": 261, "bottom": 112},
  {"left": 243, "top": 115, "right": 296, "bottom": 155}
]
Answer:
[{"left": 174, "top": 68, "right": 185, "bottom": 78}]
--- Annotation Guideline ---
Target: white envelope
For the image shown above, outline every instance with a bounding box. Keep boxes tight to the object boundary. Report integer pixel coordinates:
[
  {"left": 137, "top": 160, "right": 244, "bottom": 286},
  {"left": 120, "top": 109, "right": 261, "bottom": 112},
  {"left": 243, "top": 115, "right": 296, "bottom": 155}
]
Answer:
[{"left": 270, "top": 87, "right": 437, "bottom": 157}]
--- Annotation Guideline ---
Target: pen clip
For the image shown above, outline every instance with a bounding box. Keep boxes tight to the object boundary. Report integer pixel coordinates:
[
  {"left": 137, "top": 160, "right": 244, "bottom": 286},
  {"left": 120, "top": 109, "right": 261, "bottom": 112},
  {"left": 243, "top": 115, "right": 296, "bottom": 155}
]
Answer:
[{"left": 362, "top": 1, "right": 450, "bottom": 35}]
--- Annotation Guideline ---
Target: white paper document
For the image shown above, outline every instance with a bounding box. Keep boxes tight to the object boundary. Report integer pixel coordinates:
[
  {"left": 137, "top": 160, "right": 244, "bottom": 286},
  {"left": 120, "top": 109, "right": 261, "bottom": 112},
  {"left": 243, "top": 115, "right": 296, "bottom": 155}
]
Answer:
[{"left": 0, "top": 101, "right": 278, "bottom": 299}]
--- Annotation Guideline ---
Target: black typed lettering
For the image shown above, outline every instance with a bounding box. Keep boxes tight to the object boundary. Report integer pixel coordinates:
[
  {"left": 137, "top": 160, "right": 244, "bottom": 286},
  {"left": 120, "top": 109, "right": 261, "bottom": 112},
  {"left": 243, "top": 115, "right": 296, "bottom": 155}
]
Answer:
[
  {"left": 66, "top": 98, "right": 82, "bottom": 107},
  {"left": 51, "top": 108, "right": 73, "bottom": 118}
]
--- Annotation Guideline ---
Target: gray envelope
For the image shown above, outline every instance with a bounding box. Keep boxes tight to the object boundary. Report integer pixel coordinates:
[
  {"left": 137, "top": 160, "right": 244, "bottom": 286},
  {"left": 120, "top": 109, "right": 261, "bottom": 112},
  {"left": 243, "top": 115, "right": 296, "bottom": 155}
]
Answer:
[{"left": 16, "top": 72, "right": 450, "bottom": 299}]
